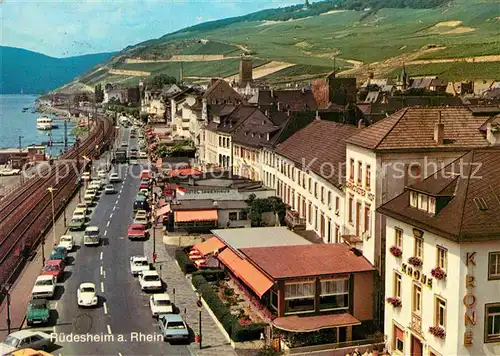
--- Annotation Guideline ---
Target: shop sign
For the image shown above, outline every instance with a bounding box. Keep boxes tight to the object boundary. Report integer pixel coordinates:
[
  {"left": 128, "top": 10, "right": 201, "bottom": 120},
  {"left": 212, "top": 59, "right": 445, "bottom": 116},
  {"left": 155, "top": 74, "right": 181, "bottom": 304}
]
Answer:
[
  {"left": 401, "top": 263, "right": 433, "bottom": 288},
  {"left": 187, "top": 189, "right": 230, "bottom": 195},
  {"left": 345, "top": 181, "right": 374, "bottom": 201},
  {"left": 464, "top": 252, "right": 476, "bottom": 347}
]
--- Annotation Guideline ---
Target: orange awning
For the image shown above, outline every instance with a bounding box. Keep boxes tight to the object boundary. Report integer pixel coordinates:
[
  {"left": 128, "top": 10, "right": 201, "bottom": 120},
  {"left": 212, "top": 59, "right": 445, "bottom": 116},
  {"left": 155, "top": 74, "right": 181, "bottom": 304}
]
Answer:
[
  {"left": 273, "top": 313, "right": 361, "bottom": 332},
  {"left": 218, "top": 249, "right": 274, "bottom": 298},
  {"left": 156, "top": 204, "right": 171, "bottom": 216},
  {"left": 174, "top": 210, "right": 218, "bottom": 222},
  {"left": 193, "top": 237, "right": 225, "bottom": 256}
]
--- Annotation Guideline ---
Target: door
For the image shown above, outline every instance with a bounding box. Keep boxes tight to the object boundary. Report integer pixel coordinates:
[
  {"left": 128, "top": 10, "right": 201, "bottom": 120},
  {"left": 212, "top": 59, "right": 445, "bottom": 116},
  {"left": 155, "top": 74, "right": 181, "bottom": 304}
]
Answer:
[
  {"left": 355, "top": 202, "right": 362, "bottom": 236},
  {"left": 411, "top": 335, "right": 423, "bottom": 356},
  {"left": 338, "top": 327, "right": 347, "bottom": 342}
]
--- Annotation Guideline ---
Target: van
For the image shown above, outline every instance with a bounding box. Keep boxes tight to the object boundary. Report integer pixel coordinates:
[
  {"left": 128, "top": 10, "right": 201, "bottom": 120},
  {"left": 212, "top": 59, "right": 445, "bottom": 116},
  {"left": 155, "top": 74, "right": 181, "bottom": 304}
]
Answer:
[{"left": 84, "top": 226, "right": 100, "bottom": 246}]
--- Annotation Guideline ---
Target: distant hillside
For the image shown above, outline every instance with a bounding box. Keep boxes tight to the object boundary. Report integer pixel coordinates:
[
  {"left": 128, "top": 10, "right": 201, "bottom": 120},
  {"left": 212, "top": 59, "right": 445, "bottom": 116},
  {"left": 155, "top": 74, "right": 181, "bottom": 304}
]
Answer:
[
  {"left": 0, "top": 46, "right": 115, "bottom": 94},
  {"left": 64, "top": 0, "right": 500, "bottom": 91}
]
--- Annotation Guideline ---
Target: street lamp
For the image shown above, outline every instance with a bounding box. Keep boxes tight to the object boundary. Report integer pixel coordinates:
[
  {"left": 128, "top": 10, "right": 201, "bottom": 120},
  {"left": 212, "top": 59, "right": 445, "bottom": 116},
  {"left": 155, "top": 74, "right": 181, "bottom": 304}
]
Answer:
[
  {"left": 151, "top": 208, "right": 157, "bottom": 257},
  {"left": 196, "top": 292, "right": 203, "bottom": 349},
  {"left": 2, "top": 284, "right": 11, "bottom": 334},
  {"left": 47, "top": 187, "right": 57, "bottom": 250}
]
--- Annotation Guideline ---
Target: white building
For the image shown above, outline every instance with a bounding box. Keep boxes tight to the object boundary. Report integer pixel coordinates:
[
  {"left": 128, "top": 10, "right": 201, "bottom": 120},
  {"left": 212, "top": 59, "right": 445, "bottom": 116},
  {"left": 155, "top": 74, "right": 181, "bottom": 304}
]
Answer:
[{"left": 378, "top": 149, "right": 500, "bottom": 356}]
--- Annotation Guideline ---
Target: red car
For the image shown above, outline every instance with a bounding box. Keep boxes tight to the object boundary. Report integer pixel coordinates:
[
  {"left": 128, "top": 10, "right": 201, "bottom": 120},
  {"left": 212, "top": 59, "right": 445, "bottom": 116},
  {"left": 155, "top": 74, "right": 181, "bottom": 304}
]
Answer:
[
  {"left": 139, "top": 181, "right": 149, "bottom": 190},
  {"left": 42, "top": 260, "right": 65, "bottom": 281},
  {"left": 128, "top": 223, "right": 148, "bottom": 240}
]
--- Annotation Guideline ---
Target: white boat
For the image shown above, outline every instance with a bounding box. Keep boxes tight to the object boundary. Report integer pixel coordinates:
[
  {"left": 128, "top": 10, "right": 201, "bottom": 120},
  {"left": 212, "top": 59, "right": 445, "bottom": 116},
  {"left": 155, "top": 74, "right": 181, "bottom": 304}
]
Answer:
[{"left": 37, "top": 117, "right": 53, "bottom": 130}]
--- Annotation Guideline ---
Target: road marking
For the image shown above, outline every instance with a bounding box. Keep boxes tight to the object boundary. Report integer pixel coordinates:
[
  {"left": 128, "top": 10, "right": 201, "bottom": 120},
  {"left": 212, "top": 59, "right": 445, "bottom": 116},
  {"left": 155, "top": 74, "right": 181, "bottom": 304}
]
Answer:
[
  {"left": 104, "top": 230, "right": 108, "bottom": 236},
  {"left": 104, "top": 302, "right": 108, "bottom": 314},
  {"left": 100, "top": 252, "right": 103, "bottom": 260},
  {"left": 110, "top": 213, "right": 113, "bottom": 219},
  {"left": 101, "top": 282, "right": 105, "bottom": 292},
  {"left": 107, "top": 324, "right": 112, "bottom": 334},
  {"left": 100, "top": 266, "right": 104, "bottom": 276},
  {"left": 118, "top": 353, "right": 123, "bottom": 356},
  {"left": 118, "top": 194, "right": 121, "bottom": 199},
  {"left": 107, "top": 221, "right": 110, "bottom": 227},
  {"left": 113, "top": 206, "right": 116, "bottom": 211},
  {"left": 54, "top": 302, "right": 58, "bottom": 309},
  {"left": 103, "top": 270, "right": 106, "bottom": 278}
]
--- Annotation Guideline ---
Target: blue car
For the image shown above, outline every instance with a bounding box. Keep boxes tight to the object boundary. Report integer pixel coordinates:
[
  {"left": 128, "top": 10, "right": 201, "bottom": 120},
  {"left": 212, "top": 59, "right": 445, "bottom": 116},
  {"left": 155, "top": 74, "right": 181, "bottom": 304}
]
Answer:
[{"left": 158, "top": 314, "right": 189, "bottom": 342}]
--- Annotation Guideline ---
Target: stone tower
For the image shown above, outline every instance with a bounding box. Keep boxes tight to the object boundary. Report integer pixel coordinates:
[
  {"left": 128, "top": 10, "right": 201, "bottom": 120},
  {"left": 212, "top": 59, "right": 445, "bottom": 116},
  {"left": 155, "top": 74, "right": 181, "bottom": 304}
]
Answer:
[{"left": 239, "top": 57, "right": 253, "bottom": 87}]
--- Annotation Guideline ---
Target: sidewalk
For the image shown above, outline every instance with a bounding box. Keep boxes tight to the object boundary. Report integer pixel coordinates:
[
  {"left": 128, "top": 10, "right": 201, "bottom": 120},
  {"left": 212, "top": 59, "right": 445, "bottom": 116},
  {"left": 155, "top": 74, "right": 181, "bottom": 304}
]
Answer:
[
  {"left": 144, "top": 226, "right": 237, "bottom": 356},
  {"left": 0, "top": 183, "right": 85, "bottom": 339}
]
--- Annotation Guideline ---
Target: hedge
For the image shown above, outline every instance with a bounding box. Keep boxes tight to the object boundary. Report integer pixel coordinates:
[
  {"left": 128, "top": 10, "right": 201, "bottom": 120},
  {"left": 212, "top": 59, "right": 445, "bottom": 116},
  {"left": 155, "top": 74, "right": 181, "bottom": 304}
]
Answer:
[
  {"left": 193, "top": 275, "right": 265, "bottom": 341},
  {"left": 174, "top": 248, "right": 196, "bottom": 274},
  {"left": 192, "top": 269, "right": 225, "bottom": 282}
]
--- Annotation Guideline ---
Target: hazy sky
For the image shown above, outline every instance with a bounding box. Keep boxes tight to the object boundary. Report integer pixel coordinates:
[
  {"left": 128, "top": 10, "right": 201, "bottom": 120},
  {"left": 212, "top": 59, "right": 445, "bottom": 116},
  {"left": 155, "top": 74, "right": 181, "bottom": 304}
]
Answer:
[{"left": 1, "top": 0, "right": 300, "bottom": 58}]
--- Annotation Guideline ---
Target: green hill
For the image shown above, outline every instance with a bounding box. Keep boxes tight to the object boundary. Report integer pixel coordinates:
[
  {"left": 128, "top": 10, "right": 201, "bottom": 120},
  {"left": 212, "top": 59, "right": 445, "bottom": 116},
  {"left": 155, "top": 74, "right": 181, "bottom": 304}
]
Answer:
[
  {"left": 68, "top": 0, "right": 500, "bottom": 90},
  {"left": 0, "top": 46, "right": 115, "bottom": 94}
]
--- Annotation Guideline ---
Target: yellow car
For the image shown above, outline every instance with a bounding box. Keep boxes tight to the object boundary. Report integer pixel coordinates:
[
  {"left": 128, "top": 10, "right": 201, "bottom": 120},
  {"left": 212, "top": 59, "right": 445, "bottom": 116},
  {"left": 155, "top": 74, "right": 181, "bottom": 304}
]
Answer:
[{"left": 7, "top": 349, "right": 53, "bottom": 356}]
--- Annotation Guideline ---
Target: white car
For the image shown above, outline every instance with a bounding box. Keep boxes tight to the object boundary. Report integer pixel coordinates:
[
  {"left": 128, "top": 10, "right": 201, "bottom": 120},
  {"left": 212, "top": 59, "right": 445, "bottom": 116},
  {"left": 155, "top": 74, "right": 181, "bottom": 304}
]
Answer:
[
  {"left": 97, "top": 169, "right": 107, "bottom": 178},
  {"left": 140, "top": 152, "right": 147, "bottom": 159},
  {"left": 77, "top": 283, "right": 98, "bottom": 307},
  {"left": 58, "top": 235, "right": 74, "bottom": 251},
  {"left": 81, "top": 172, "right": 91, "bottom": 181},
  {"left": 109, "top": 173, "right": 120, "bottom": 183},
  {"left": 139, "top": 270, "right": 163, "bottom": 291},
  {"left": 149, "top": 293, "right": 173, "bottom": 317},
  {"left": 31, "top": 275, "right": 56, "bottom": 299},
  {"left": 130, "top": 256, "right": 150, "bottom": 276},
  {"left": 72, "top": 210, "right": 86, "bottom": 220},
  {"left": 0, "top": 168, "right": 21, "bottom": 176},
  {"left": 133, "top": 215, "right": 148, "bottom": 226},
  {"left": 88, "top": 181, "right": 102, "bottom": 190},
  {"left": 0, "top": 330, "right": 53, "bottom": 354},
  {"left": 75, "top": 203, "right": 90, "bottom": 213}
]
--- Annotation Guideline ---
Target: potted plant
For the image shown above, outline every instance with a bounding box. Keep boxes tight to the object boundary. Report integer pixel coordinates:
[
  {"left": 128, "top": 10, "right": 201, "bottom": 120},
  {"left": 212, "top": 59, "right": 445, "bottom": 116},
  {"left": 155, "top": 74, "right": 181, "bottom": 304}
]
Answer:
[
  {"left": 390, "top": 245, "right": 403, "bottom": 257},
  {"left": 429, "top": 326, "right": 446, "bottom": 339},
  {"left": 408, "top": 256, "right": 423, "bottom": 267},
  {"left": 386, "top": 297, "right": 402, "bottom": 307},
  {"left": 431, "top": 267, "right": 447, "bottom": 280}
]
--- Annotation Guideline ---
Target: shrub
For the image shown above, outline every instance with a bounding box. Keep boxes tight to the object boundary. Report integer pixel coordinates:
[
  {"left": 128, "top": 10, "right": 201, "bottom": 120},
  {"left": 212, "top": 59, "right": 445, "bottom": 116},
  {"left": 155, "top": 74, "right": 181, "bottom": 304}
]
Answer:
[
  {"left": 408, "top": 256, "right": 423, "bottom": 267},
  {"left": 174, "top": 248, "right": 196, "bottom": 274},
  {"left": 192, "top": 274, "right": 207, "bottom": 289},
  {"left": 231, "top": 321, "right": 266, "bottom": 342},
  {"left": 431, "top": 267, "right": 446, "bottom": 280},
  {"left": 192, "top": 269, "right": 225, "bottom": 282}
]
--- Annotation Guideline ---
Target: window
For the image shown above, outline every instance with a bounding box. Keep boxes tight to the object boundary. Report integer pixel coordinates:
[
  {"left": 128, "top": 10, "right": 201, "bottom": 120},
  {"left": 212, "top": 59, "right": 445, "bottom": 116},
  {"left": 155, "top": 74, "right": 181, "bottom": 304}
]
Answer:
[
  {"left": 413, "top": 283, "right": 422, "bottom": 314},
  {"left": 357, "top": 161, "right": 362, "bottom": 184},
  {"left": 228, "top": 212, "right": 238, "bottom": 221},
  {"left": 489, "top": 252, "right": 500, "bottom": 280},
  {"left": 270, "top": 290, "right": 278, "bottom": 311},
  {"left": 308, "top": 178, "right": 312, "bottom": 193},
  {"left": 415, "top": 237, "right": 424, "bottom": 260},
  {"left": 394, "top": 272, "right": 402, "bottom": 298},
  {"left": 335, "top": 196, "right": 340, "bottom": 213},
  {"left": 314, "top": 206, "right": 318, "bottom": 230},
  {"left": 302, "top": 173, "right": 306, "bottom": 188},
  {"left": 285, "top": 281, "right": 315, "bottom": 313},
  {"left": 364, "top": 206, "right": 370, "bottom": 233},
  {"left": 308, "top": 201, "right": 312, "bottom": 224},
  {"left": 435, "top": 297, "right": 446, "bottom": 329},
  {"left": 327, "top": 191, "right": 332, "bottom": 209},
  {"left": 239, "top": 211, "right": 248, "bottom": 220},
  {"left": 314, "top": 182, "right": 318, "bottom": 198},
  {"left": 395, "top": 228, "right": 403, "bottom": 248},
  {"left": 429, "top": 196, "right": 436, "bottom": 214},
  {"left": 349, "top": 159, "right": 354, "bottom": 180},
  {"left": 320, "top": 279, "right": 349, "bottom": 311},
  {"left": 485, "top": 303, "right": 500, "bottom": 342},
  {"left": 366, "top": 165, "right": 371, "bottom": 189},
  {"left": 348, "top": 195, "right": 353, "bottom": 223},
  {"left": 410, "top": 191, "right": 418, "bottom": 208},
  {"left": 418, "top": 194, "right": 428, "bottom": 211},
  {"left": 393, "top": 325, "right": 404, "bottom": 353},
  {"left": 321, "top": 186, "right": 325, "bottom": 203},
  {"left": 437, "top": 246, "right": 447, "bottom": 270}
]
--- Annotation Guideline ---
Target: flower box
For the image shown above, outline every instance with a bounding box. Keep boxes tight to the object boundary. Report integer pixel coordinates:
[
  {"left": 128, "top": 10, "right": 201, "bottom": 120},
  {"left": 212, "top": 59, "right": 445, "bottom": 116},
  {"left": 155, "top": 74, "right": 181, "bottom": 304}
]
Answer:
[
  {"left": 408, "top": 256, "right": 423, "bottom": 267},
  {"left": 429, "top": 326, "right": 446, "bottom": 339},
  {"left": 431, "top": 267, "right": 447, "bottom": 280},
  {"left": 386, "top": 297, "right": 402, "bottom": 307},
  {"left": 390, "top": 245, "right": 403, "bottom": 257}
]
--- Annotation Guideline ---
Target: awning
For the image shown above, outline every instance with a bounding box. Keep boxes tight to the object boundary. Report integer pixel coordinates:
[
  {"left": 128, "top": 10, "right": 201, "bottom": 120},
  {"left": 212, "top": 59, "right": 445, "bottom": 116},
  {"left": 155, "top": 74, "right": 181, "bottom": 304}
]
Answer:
[
  {"left": 174, "top": 210, "right": 218, "bottom": 222},
  {"left": 218, "top": 249, "right": 274, "bottom": 298},
  {"left": 156, "top": 204, "right": 171, "bottom": 216},
  {"left": 193, "top": 237, "right": 225, "bottom": 256},
  {"left": 273, "top": 313, "right": 361, "bottom": 332}
]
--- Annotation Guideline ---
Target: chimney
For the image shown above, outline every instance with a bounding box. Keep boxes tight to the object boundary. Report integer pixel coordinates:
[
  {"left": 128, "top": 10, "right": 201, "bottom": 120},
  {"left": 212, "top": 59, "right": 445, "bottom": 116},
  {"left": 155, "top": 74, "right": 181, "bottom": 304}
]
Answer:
[
  {"left": 266, "top": 133, "right": 270, "bottom": 141},
  {"left": 270, "top": 89, "right": 274, "bottom": 98},
  {"left": 487, "top": 122, "right": 500, "bottom": 145},
  {"left": 277, "top": 102, "right": 282, "bottom": 111},
  {"left": 213, "top": 200, "right": 218, "bottom": 206},
  {"left": 434, "top": 111, "right": 444, "bottom": 145}
]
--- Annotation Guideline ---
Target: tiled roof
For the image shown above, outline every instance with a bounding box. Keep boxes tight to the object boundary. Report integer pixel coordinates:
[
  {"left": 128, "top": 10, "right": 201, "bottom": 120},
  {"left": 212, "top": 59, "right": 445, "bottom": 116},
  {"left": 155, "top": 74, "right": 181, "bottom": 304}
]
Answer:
[
  {"left": 276, "top": 120, "right": 360, "bottom": 187},
  {"left": 232, "top": 109, "right": 279, "bottom": 148},
  {"left": 377, "top": 149, "right": 500, "bottom": 242},
  {"left": 257, "top": 89, "right": 318, "bottom": 111},
  {"left": 203, "top": 79, "right": 242, "bottom": 103},
  {"left": 346, "top": 107, "right": 492, "bottom": 151},
  {"left": 240, "top": 244, "right": 374, "bottom": 279}
]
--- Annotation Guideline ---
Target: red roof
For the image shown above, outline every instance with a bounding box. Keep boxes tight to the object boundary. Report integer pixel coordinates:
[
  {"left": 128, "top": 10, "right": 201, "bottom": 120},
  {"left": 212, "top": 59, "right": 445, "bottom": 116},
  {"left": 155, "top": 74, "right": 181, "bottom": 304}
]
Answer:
[
  {"left": 168, "top": 168, "right": 202, "bottom": 177},
  {"left": 240, "top": 244, "right": 374, "bottom": 279}
]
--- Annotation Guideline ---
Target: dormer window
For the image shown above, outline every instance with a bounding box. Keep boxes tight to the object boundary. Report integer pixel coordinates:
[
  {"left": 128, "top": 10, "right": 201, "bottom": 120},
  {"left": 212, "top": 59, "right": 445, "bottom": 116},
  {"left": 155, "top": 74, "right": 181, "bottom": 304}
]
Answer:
[
  {"left": 410, "top": 191, "right": 418, "bottom": 208},
  {"left": 428, "top": 196, "right": 436, "bottom": 214},
  {"left": 418, "top": 194, "right": 428, "bottom": 211},
  {"left": 411, "top": 190, "right": 437, "bottom": 215}
]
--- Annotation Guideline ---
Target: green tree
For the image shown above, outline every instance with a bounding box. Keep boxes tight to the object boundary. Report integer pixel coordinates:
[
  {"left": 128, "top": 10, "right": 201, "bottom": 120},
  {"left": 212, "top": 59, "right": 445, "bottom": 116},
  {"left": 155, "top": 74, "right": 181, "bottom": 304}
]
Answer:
[
  {"left": 245, "top": 194, "right": 286, "bottom": 227},
  {"left": 151, "top": 74, "right": 177, "bottom": 89},
  {"left": 94, "top": 84, "right": 104, "bottom": 103}
]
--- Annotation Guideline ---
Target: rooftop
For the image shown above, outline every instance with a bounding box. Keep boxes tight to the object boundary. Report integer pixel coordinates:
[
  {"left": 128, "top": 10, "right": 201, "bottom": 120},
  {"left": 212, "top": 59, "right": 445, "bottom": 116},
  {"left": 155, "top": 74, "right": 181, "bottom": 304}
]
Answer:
[
  {"left": 170, "top": 199, "right": 248, "bottom": 211},
  {"left": 377, "top": 149, "right": 500, "bottom": 242},
  {"left": 257, "top": 89, "right": 318, "bottom": 111},
  {"left": 211, "top": 227, "right": 311, "bottom": 250},
  {"left": 240, "top": 244, "right": 374, "bottom": 279}
]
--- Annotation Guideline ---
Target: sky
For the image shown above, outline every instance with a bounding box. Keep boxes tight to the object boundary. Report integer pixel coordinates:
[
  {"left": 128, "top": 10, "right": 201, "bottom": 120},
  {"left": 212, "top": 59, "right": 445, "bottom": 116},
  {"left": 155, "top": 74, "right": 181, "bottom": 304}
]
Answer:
[{"left": 1, "top": 0, "right": 300, "bottom": 58}]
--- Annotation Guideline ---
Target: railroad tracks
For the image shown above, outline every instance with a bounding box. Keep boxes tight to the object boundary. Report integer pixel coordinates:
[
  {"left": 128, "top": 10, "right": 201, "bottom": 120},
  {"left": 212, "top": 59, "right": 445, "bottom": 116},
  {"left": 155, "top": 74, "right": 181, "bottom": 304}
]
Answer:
[{"left": 0, "top": 114, "right": 114, "bottom": 289}]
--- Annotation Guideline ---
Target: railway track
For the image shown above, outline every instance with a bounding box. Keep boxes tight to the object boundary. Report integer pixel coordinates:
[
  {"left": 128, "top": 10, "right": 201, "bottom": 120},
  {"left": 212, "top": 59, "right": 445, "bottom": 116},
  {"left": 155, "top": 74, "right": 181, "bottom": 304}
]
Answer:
[{"left": 0, "top": 113, "right": 114, "bottom": 288}]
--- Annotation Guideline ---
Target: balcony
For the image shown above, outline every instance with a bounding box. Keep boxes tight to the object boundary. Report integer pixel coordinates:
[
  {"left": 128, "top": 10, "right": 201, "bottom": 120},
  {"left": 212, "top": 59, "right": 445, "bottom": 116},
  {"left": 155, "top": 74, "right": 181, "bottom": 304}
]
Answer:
[{"left": 285, "top": 210, "right": 306, "bottom": 231}]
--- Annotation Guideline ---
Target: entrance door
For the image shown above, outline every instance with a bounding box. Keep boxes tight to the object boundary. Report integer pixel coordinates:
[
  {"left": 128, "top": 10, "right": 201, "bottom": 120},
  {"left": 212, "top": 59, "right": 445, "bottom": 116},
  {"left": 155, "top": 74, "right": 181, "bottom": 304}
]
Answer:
[{"left": 411, "top": 335, "right": 423, "bottom": 356}]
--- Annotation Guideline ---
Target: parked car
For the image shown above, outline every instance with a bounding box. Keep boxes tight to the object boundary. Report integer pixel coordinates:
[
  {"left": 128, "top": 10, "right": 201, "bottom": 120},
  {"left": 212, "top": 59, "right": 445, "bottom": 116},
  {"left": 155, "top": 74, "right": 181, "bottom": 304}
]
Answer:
[
  {"left": 75, "top": 203, "right": 90, "bottom": 214},
  {"left": 41, "top": 260, "right": 65, "bottom": 281},
  {"left": 104, "top": 184, "right": 115, "bottom": 194},
  {"left": 139, "top": 270, "right": 162, "bottom": 292},
  {"left": 139, "top": 151, "right": 148, "bottom": 159},
  {"left": 97, "top": 169, "right": 107, "bottom": 178},
  {"left": 149, "top": 293, "right": 173, "bottom": 318},
  {"left": 48, "top": 246, "right": 67, "bottom": 262},
  {"left": 140, "top": 169, "right": 150, "bottom": 179},
  {"left": 129, "top": 157, "right": 139, "bottom": 165},
  {"left": 58, "top": 235, "right": 74, "bottom": 251},
  {"left": 121, "top": 141, "right": 128, "bottom": 148},
  {"left": 133, "top": 214, "right": 148, "bottom": 227},
  {"left": 81, "top": 172, "right": 91, "bottom": 181},
  {"left": 0, "top": 330, "right": 53, "bottom": 354},
  {"left": 0, "top": 168, "right": 21, "bottom": 176},
  {"left": 139, "top": 181, "right": 149, "bottom": 190},
  {"left": 158, "top": 314, "right": 189, "bottom": 342},
  {"left": 25, "top": 299, "right": 51, "bottom": 326},
  {"left": 6, "top": 348, "right": 53, "bottom": 356},
  {"left": 129, "top": 256, "right": 150, "bottom": 276},
  {"left": 83, "top": 193, "right": 95, "bottom": 206},
  {"left": 68, "top": 217, "right": 86, "bottom": 231},
  {"left": 135, "top": 210, "right": 148, "bottom": 219},
  {"left": 128, "top": 224, "right": 148, "bottom": 240},
  {"left": 83, "top": 226, "right": 100, "bottom": 246},
  {"left": 77, "top": 283, "right": 98, "bottom": 307},
  {"left": 72, "top": 210, "right": 86, "bottom": 221},
  {"left": 31, "top": 275, "right": 56, "bottom": 299},
  {"left": 109, "top": 173, "right": 120, "bottom": 183}
]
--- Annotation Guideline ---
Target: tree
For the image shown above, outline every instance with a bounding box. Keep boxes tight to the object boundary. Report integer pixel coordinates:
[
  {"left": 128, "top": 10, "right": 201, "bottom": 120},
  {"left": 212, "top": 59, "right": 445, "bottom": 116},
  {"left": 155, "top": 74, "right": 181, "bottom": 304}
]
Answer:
[
  {"left": 94, "top": 84, "right": 104, "bottom": 103},
  {"left": 151, "top": 74, "right": 177, "bottom": 89},
  {"left": 245, "top": 194, "right": 286, "bottom": 227}
]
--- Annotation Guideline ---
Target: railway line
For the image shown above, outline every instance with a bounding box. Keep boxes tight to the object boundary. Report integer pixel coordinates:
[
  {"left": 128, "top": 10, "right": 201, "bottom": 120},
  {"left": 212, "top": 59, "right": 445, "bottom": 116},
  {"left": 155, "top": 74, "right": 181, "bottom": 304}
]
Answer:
[{"left": 0, "top": 112, "right": 115, "bottom": 290}]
